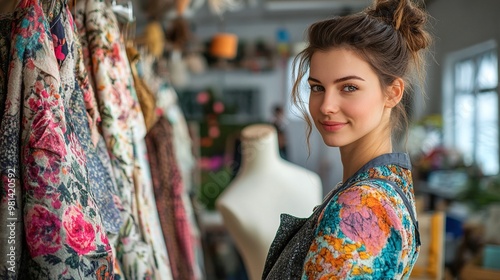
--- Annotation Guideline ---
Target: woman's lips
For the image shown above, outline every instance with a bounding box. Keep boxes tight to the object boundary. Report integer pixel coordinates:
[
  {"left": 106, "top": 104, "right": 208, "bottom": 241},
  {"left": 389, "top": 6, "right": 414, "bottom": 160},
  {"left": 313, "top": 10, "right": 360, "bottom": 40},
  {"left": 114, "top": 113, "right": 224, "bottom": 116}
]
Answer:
[{"left": 320, "top": 121, "right": 347, "bottom": 132}]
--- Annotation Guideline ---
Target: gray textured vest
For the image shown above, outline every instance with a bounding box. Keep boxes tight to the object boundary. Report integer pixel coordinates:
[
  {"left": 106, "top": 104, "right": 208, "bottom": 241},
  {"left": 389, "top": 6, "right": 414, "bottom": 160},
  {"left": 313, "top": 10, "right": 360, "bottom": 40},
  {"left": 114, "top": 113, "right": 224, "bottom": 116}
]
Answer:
[{"left": 261, "top": 180, "right": 349, "bottom": 279}]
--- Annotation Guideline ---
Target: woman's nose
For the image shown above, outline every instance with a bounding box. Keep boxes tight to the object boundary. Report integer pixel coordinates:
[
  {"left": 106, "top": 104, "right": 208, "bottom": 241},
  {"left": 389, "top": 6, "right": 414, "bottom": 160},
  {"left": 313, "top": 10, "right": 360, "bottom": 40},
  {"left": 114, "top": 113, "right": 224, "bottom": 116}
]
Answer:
[{"left": 319, "top": 92, "right": 340, "bottom": 115}]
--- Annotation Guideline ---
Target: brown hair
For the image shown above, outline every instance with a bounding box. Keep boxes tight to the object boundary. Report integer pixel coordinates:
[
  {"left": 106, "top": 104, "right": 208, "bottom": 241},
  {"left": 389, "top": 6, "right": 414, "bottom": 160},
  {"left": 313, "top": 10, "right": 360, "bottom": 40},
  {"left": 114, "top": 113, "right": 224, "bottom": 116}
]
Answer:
[{"left": 292, "top": 0, "right": 432, "bottom": 147}]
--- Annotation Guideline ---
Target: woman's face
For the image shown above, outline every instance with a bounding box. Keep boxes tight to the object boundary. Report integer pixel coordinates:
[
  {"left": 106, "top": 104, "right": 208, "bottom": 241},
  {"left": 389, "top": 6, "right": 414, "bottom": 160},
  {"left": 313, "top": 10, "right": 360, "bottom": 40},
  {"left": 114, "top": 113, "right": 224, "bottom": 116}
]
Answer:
[{"left": 308, "top": 47, "right": 390, "bottom": 148}]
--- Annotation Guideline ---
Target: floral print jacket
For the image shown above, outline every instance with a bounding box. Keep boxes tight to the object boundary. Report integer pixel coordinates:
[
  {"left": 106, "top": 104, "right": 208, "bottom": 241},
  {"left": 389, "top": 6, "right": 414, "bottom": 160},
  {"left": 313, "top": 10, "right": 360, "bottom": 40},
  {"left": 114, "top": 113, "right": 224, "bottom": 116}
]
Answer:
[
  {"left": 1, "top": 0, "right": 114, "bottom": 278},
  {"left": 302, "top": 153, "right": 420, "bottom": 279}
]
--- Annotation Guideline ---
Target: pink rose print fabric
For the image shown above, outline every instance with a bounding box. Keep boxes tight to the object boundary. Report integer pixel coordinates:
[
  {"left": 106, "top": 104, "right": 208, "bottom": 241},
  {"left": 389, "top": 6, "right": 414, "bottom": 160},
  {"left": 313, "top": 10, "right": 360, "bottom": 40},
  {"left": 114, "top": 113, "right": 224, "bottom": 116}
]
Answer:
[
  {"left": 25, "top": 205, "right": 62, "bottom": 258},
  {"left": 0, "top": 0, "right": 113, "bottom": 278},
  {"left": 63, "top": 205, "right": 97, "bottom": 256}
]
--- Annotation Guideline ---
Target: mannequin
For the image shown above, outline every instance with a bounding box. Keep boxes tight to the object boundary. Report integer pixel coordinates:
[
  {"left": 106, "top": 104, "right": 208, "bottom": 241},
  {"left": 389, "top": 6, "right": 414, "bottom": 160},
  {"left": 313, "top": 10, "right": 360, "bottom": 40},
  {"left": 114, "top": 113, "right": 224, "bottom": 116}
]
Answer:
[{"left": 216, "top": 124, "right": 322, "bottom": 280}]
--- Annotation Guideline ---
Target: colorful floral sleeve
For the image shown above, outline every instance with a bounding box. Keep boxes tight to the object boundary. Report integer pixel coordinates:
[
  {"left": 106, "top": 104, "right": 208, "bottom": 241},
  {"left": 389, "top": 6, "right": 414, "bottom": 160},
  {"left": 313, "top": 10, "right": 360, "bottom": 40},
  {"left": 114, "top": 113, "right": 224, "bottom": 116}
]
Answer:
[{"left": 302, "top": 183, "right": 416, "bottom": 279}]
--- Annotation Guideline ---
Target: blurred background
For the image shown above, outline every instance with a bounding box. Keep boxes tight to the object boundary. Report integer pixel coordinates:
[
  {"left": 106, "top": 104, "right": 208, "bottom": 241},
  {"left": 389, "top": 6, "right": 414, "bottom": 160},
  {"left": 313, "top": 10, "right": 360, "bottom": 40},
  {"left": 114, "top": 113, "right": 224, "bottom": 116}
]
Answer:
[{"left": 128, "top": 0, "right": 500, "bottom": 279}]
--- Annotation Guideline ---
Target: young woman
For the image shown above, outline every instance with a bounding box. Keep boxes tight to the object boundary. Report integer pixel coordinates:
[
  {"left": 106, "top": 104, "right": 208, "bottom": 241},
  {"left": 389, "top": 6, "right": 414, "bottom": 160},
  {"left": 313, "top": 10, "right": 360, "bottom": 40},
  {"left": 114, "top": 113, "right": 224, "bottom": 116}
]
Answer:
[{"left": 262, "top": 0, "right": 432, "bottom": 279}]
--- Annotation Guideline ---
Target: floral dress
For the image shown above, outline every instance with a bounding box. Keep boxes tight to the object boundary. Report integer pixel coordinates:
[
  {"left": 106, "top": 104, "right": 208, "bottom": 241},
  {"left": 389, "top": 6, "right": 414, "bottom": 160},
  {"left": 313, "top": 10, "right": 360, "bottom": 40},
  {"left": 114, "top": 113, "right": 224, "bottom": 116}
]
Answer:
[{"left": 1, "top": 0, "right": 113, "bottom": 278}]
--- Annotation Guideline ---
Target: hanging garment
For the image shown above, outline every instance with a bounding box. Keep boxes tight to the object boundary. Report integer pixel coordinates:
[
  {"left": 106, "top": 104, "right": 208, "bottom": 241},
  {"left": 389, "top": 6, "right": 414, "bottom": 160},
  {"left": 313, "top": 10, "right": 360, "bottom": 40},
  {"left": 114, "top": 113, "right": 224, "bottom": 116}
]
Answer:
[
  {"left": 53, "top": 0, "right": 122, "bottom": 235},
  {"left": 73, "top": 8, "right": 101, "bottom": 148},
  {"left": 75, "top": 0, "right": 173, "bottom": 278},
  {"left": 133, "top": 127, "right": 174, "bottom": 280},
  {"left": 74, "top": 0, "right": 154, "bottom": 278},
  {"left": 0, "top": 0, "right": 113, "bottom": 278},
  {"left": 140, "top": 54, "right": 204, "bottom": 279},
  {"left": 0, "top": 8, "right": 22, "bottom": 279},
  {"left": 125, "top": 45, "right": 173, "bottom": 280},
  {"left": 128, "top": 49, "right": 173, "bottom": 280},
  {"left": 145, "top": 117, "right": 196, "bottom": 280},
  {"left": 158, "top": 83, "right": 204, "bottom": 280},
  {"left": 126, "top": 45, "right": 158, "bottom": 132},
  {"left": 145, "top": 118, "right": 183, "bottom": 280},
  {"left": 72, "top": 0, "right": 124, "bottom": 236}
]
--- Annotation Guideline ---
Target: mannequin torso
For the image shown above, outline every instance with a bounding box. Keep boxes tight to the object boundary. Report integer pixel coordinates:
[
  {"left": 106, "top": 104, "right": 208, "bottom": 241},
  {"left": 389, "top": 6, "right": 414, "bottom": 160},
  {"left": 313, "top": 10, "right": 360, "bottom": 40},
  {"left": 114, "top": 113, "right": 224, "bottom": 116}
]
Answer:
[{"left": 216, "top": 124, "right": 322, "bottom": 280}]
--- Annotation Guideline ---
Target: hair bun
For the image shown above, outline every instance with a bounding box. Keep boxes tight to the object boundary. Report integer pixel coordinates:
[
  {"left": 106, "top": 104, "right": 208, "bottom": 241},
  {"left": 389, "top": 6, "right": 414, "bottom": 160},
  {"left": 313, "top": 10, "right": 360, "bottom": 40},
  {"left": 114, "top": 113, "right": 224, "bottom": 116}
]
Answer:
[{"left": 366, "top": 0, "right": 431, "bottom": 52}]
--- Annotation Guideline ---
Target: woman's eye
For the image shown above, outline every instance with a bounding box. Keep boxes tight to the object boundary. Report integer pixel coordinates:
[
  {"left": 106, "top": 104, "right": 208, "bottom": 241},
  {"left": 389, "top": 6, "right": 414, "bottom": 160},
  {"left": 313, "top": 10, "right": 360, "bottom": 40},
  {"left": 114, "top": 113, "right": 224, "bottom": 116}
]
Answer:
[
  {"left": 342, "top": 85, "right": 358, "bottom": 92},
  {"left": 310, "top": 85, "right": 324, "bottom": 92}
]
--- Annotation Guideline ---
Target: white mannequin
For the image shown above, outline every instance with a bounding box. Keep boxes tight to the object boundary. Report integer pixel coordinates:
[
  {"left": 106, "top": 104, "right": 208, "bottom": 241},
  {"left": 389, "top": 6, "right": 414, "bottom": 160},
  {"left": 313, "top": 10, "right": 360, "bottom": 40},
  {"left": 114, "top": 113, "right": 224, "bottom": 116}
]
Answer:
[{"left": 216, "top": 124, "right": 322, "bottom": 280}]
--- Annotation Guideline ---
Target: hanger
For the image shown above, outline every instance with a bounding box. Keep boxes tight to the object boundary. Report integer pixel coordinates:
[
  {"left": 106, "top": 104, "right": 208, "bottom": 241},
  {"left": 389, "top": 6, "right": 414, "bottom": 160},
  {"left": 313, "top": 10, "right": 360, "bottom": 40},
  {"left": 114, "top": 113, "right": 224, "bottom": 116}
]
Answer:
[
  {"left": 111, "top": 0, "right": 134, "bottom": 23},
  {"left": 110, "top": 0, "right": 136, "bottom": 44}
]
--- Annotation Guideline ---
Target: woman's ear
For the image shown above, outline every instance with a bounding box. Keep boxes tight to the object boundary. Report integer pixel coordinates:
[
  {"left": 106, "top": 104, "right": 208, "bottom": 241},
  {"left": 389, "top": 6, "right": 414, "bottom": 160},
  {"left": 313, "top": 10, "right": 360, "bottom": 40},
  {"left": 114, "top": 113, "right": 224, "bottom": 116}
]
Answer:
[{"left": 385, "top": 78, "right": 405, "bottom": 108}]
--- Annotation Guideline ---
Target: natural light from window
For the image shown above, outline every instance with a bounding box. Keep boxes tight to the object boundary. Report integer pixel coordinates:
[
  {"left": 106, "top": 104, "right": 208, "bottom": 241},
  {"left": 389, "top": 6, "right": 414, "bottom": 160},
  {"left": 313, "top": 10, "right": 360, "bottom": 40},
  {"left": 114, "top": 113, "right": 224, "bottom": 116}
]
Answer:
[{"left": 446, "top": 42, "right": 498, "bottom": 176}]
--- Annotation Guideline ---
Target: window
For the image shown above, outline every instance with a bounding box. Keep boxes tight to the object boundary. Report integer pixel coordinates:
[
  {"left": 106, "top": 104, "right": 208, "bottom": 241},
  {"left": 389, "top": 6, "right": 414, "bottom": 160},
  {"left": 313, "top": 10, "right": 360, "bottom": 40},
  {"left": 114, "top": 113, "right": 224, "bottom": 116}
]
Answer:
[{"left": 444, "top": 41, "right": 499, "bottom": 175}]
